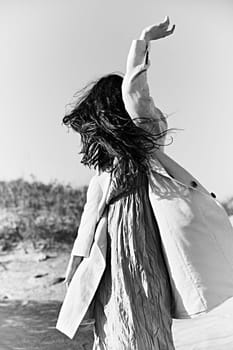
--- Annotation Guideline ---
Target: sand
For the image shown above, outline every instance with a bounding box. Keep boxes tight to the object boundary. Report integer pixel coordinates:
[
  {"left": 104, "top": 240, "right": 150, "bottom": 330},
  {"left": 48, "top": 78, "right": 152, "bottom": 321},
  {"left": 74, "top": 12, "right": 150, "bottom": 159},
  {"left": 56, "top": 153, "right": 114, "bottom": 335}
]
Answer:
[
  {"left": 2, "top": 243, "right": 233, "bottom": 349},
  {"left": 0, "top": 242, "right": 68, "bottom": 302}
]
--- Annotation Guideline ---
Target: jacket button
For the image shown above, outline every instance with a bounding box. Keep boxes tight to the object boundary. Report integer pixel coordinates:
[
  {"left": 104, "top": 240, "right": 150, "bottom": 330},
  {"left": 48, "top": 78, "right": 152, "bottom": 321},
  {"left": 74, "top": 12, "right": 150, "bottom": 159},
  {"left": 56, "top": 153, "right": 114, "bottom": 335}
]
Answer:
[
  {"left": 190, "top": 180, "right": 198, "bottom": 188},
  {"left": 211, "top": 192, "right": 216, "bottom": 198}
]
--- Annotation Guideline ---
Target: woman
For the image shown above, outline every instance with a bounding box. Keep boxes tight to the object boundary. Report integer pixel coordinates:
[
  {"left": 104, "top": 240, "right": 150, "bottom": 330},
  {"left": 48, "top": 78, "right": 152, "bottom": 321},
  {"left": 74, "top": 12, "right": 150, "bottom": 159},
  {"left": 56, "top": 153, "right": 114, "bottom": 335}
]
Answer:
[{"left": 59, "top": 17, "right": 176, "bottom": 349}]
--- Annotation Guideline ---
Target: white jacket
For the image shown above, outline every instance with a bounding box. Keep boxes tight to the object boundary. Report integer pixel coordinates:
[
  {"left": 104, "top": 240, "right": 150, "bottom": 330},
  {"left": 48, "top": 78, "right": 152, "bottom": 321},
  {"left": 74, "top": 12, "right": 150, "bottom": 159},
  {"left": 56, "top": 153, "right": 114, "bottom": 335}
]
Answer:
[{"left": 56, "top": 40, "right": 233, "bottom": 339}]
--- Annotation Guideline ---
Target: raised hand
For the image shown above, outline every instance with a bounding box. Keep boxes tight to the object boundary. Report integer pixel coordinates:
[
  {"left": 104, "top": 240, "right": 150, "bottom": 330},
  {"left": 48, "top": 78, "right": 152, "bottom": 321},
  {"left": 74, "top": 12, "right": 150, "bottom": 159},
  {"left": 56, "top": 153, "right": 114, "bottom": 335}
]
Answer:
[{"left": 140, "top": 16, "right": 175, "bottom": 42}]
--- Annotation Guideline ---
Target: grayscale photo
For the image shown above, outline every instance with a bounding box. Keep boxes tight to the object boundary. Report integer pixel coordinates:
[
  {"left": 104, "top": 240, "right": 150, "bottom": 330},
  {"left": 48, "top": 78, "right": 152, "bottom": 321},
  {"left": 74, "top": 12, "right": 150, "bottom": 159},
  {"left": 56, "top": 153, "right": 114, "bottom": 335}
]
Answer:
[{"left": 1, "top": 0, "right": 233, "bottom": 349}]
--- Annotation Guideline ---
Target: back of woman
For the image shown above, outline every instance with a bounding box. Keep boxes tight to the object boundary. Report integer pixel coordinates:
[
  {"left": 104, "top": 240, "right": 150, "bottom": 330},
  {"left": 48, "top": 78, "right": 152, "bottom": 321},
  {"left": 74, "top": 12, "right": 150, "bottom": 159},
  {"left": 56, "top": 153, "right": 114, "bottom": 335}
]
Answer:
[
  {"left": 94, "top": 168, "right": 174, "bottom": 349},
  {"left": 57, "top": 18, "right": 176, "bottom": 350}
]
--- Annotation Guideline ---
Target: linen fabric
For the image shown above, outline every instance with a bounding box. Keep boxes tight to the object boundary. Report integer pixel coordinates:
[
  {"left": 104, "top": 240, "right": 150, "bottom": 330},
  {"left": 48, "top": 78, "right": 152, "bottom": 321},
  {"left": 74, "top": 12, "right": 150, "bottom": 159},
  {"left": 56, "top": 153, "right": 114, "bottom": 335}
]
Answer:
[
  {"left": 93, "top": 173, "right": 175, "bottom": 349},
  {"left": 148, "top": 151, "right": 233, "bottom": 318},
  {"left": 56, "top": 38, "right": 233, "bottom": 339}
]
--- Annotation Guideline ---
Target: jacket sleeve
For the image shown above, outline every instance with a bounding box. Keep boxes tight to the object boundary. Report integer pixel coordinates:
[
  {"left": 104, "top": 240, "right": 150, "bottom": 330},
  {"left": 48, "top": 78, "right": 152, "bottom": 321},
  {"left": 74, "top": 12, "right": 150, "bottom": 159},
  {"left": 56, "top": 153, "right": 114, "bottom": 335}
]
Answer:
[
  {"left": 122, "top": 40, "right": 168, "bottom": 150},
  {"left": 71, "top": 175, "right": 103, "bottom": 258}
]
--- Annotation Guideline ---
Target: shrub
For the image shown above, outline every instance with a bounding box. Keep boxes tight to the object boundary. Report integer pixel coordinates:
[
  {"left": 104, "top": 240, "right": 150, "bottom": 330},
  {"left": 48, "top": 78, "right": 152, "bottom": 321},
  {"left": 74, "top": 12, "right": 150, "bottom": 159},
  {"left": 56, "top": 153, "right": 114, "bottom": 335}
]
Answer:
[{"left": 0, "top": 179, "right": 87, "bottom": 249}]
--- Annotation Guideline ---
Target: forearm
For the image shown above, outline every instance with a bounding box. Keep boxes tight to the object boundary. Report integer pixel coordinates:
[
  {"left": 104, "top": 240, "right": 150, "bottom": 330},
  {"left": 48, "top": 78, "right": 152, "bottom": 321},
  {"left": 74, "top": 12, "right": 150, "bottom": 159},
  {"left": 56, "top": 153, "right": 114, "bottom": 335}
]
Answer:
[
  {"left": 122, "top": 19, "right": 175, "bottom": 145},
  {"left": 139, "top": 28, "right": 151, "bottom": 43},
  {"left": 122, "top": 40, "right": 167, "bottom": 137}
]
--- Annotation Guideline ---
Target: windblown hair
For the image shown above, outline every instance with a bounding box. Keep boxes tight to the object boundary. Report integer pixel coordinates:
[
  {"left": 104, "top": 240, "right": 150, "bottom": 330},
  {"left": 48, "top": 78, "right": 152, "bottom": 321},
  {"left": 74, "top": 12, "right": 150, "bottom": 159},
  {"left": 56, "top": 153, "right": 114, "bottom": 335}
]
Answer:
[{"left": 63, "top": 73, "right": 166, "bottom": 186}]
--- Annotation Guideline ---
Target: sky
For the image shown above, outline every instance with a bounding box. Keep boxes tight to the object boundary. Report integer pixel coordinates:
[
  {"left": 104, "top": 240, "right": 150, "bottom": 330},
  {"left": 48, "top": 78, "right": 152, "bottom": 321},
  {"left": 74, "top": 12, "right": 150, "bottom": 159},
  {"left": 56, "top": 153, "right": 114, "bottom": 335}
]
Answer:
[{"left": 0, "top": 0, "right": 233, "bottom": 200}]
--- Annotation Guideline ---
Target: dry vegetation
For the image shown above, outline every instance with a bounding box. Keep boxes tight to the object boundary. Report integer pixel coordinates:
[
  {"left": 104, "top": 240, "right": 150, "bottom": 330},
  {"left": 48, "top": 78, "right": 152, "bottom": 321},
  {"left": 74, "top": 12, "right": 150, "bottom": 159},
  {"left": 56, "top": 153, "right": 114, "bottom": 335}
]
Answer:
[
  {"left": 0, "top": 178, "right": 232, "bottom": 252},
  {"left": 0, "top": 179, "right": 87, "bottom": 251}
]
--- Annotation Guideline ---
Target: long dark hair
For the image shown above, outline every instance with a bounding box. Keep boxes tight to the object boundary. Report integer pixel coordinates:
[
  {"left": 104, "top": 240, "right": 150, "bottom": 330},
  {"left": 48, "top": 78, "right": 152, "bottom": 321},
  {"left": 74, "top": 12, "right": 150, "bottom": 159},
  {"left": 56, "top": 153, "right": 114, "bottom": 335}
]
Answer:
[{"left": 63, "top": 73, "right": 167, "bottom": 186}]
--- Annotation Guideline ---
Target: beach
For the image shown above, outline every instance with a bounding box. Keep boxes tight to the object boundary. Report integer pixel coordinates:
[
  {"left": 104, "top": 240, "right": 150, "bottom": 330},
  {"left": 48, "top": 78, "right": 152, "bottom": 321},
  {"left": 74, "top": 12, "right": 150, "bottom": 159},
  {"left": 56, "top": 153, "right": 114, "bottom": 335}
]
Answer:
[
  {"left": 1, "top": 243, "right": 233, "bottom": 350},
  {"left": 0, "top": 243, "right": 94, "bottom": 349}
]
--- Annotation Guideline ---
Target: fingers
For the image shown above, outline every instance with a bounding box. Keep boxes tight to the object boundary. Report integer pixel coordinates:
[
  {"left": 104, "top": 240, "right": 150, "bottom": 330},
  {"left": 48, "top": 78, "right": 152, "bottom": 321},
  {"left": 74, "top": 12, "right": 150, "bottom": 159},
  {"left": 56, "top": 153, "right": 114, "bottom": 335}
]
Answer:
[
  {"left": 140, "top": 17, "right": 175, "bottom": 42},
  {"left": 160, "top": 16, "right": 174, "bottom": 31},
  {"left": 160, "top": 16, "right": 170, "bottom": 28},
  {"left": 65, "top": 279, "right": 71, "bottom": 289},
  {"left": 63, "top": 275, "right": 72, "bottom": 288},
  {"left": 165, "top": 24, "right": 176, "bottom": 36},
  {"left": 160, "top": 17, "right": 175, "bottom": 38}
]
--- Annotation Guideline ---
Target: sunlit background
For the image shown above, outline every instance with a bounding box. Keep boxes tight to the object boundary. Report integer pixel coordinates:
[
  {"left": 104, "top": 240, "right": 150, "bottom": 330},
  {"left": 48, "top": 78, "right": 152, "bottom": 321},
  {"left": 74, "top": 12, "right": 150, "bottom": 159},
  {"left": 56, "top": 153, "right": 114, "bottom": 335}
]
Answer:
[
  {"left": 0, "top": 0, "right": 233, "bottom": 200},
  {"left": 0, "top": 3, "right": 233, "bottom": 348}
]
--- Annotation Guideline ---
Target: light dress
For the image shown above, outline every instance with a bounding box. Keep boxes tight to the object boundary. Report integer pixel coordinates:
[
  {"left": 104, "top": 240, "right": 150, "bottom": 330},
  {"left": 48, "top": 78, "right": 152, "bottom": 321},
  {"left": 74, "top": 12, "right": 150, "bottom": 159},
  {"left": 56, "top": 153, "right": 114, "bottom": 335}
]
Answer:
[{"left": 93, "top": 171, "right": 175, "bottom": 350}]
